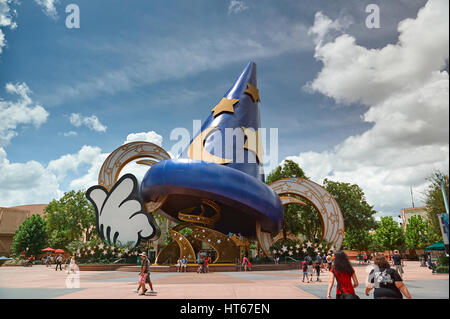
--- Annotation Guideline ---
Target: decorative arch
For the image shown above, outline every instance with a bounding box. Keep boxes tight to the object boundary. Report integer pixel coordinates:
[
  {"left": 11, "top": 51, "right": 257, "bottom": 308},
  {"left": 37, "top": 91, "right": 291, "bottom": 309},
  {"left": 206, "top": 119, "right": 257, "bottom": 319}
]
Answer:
[
  {"left": 257, "top": 178, "right": 344, "bottom": 258},
  {"left": 270, "top": 178, "right": 345, "bottom": 249}
]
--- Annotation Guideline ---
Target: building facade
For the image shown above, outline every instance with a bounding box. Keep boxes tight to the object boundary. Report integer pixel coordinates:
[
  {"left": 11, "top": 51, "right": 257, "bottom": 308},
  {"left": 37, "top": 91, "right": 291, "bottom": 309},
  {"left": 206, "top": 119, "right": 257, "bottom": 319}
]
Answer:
[
  {"left": 0, "top": 204, "right": 47, "bottom": 256},
  {"left": 400, "top": 206, "right": 429, "bottom": 232}
]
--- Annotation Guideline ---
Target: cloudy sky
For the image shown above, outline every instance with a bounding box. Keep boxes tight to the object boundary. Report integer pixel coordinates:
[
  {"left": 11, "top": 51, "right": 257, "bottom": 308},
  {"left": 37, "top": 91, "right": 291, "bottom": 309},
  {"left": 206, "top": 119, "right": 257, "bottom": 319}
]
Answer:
[{"left": 0, "top": 0, "right": 448, "bottom": 220}]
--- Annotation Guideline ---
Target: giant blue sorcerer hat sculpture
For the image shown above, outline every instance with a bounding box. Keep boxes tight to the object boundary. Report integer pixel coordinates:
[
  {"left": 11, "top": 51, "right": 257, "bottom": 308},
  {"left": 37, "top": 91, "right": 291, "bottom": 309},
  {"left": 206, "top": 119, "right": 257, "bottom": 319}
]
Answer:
[
  {"left": 86, "top": 62, "right": 345, "bottom": 264},
  {"left": 140, "top": 62, "right": 283, "bottom": 237}
]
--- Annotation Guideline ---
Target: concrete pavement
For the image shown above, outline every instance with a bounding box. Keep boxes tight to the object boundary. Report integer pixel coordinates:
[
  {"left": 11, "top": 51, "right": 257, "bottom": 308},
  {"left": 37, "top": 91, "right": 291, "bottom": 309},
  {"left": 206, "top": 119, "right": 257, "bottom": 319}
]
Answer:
[{"left": 0, "top": 261, "right": 447, "bottom": 299}]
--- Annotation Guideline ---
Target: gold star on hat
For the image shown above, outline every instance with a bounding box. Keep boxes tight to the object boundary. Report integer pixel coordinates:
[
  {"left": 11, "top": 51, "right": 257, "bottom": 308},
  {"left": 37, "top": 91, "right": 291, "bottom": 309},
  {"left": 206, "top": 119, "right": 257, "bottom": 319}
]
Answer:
[
  {"left": 211, "top": 97, "right": 240, "bottom": 117},
  {"left": 244, "top": 83, "right": 261, "bottom": 102}
]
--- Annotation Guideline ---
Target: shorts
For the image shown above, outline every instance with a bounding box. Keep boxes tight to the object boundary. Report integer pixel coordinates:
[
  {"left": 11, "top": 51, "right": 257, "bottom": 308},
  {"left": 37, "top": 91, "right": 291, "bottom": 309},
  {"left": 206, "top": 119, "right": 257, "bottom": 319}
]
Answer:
[{"left": 307, "top": 265, "right": 314, "bottom": 274}]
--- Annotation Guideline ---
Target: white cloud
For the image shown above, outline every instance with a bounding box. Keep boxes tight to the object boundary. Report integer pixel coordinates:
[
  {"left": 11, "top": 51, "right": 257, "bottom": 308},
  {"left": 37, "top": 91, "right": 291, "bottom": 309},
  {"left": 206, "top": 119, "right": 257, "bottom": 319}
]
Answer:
[
  {"left": 0, "top": 129, "right": 167, "bottom": 206},
  {"left": 288, "top": 0, "right": 449, "bottom": 217},
  {"left": 69, "top": 113, "right": 107, "bottom": 133},
  {"left": 228, "top": 0, "right": 248, "bottom": 14},
  {"left": 62, "top": 131, "right": 77, "bottom": 137},
  {"left": 70, "top": 131, "right": 165, "bottom": 191},
  {"left": 307, "top": 12, "right": 351, "bottom": 45},
  {"left": 0, "top": 82, "right": 49, "bottom": 147},
  {"left": 0, "top": 147, "right": 63, "bottom": 206},
  {"left": 47, "top": 145, "right": 102, "bottom": 181},
  {"left": 124, "top": 131, "right": 163, "bottom": 146},
  {"left": 0, "top": 0, "right": 18, "bottom": 55},
  {"left": 34, "top": 0, "right": 59, "bottom": 20}
]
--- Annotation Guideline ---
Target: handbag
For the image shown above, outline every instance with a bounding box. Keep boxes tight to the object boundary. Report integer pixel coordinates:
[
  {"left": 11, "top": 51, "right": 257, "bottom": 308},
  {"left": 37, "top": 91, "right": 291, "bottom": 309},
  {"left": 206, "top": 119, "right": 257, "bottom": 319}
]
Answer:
[{"left": 332, "top": 270, "right": 360, "bottom": 299}]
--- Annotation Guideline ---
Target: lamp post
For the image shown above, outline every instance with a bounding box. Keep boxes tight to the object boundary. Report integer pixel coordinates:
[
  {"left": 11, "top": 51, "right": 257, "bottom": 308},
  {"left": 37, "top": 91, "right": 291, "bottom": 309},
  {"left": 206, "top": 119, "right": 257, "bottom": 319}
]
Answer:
[
  {"left": 436, "top": 173, "right": 449, "bottom": 215},
  {"left": 436, "top": 173, "right": 449, "bottom": 256}
]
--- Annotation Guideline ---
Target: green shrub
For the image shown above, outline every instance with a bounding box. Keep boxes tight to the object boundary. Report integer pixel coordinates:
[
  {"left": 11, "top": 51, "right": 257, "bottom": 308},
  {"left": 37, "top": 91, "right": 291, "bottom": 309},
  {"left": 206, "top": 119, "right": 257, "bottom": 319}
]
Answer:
[
  {"left": 3, "top": 258, "right": 25, "bottom": 266},
  {"left": 438, "top": 255, "right": 449, "bottom": 266},
  {"left": 436, "top": 265, "right": 449, "bottom": 273}
]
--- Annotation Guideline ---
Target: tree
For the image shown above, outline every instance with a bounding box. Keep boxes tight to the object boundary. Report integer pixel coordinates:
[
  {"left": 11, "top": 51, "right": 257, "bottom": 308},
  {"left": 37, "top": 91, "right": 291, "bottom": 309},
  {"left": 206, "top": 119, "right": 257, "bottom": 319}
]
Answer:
[
  {"left": 343, "top": 228, "right": 372, "bottom": 253},
  {"left": 11, "top": 214, "right": 47, "bottom": 258},
  {"left": 44, "top": 190, "right": 97, "bottom": 249},
  {"left": 265, "top": 159, "right": 307, "bottom": 185},
  {"left": 425, "top": 172, "right": 449, "bottom": 238},
  {"left": 405, "top": 215, "right": 439, "bottom": 250},
  {"left": 265, "top": 160, "right": 322, "bottom": 241},
  {"left": 323, "top": 179, "right": 377, "bottom": 233},
  {"left": 373, "top": 216, "right": 405, "bottom": 252}
]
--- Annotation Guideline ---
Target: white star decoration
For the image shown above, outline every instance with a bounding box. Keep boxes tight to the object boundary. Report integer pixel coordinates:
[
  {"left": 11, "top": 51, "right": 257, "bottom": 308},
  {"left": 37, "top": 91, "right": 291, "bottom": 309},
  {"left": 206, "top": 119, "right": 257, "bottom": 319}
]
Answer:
[
  {"left": 306, "top": 241, "right": 312, "bottom": 247},
  {"left": 124, "top": 248, "right": 129, "bottom": 254},
  {"left": 295, "top": 244, "right": 300, "bottom": 249},
  {"left": 103, "top": 251, "right": 107, "bottom": 255},
  {"left": 288, "top": 251, "right": 293, "bottom": 256},
  {"left": 282, "top": 246, "right": 287, "bottom": 252},
  {"left": 90, "top": 250, "right": 95, "bottom": 255},
  {"left": 303, "top": 248, "right": 307, "bottom": 253},
  {"left": 99, "top": 244, "right": 104, "bottom": 249}
]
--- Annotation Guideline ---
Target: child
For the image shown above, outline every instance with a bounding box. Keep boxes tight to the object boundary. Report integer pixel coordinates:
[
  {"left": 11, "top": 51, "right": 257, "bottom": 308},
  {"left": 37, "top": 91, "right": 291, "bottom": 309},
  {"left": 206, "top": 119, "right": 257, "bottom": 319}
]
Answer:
[
  {"left": 308, "top": 261, "right": 315, "bottom": 282},
  {"left": 315, "top": 262, "right": 321, "bottom": 281},
  {"left": 302, "top": 261, "right": 309, "bottom": 283}
]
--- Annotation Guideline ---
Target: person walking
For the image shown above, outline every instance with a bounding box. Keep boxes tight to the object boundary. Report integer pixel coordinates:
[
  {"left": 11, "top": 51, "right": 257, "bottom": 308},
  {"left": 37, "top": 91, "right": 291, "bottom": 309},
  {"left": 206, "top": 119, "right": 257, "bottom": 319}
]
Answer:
[
  {"left": 315, "top": 262, "right": 321, "bottom": 282},
  {"left": 426, "top": 253, "right": 432, "bottom": 270},
  {"left": 204, "top": 255, "right": 210, "bottom": 273},
  {"left": 302, "top": 261, "right": 309, "bottom": 283},
  {"left": 391, "top": 250, "right": 404, "bottom": 278},
  {"left": 67, "top": 255, "right": 78, "bottom": 274},
  {"left": 327, "top": 251, "right": 359, "bottom": 299},
  {"left": 242, "top": 255, "right": 249, "bottom": 272},
  {"left": 305, "top": 254, "right": 314, "bottom": 280},
  {"left": 326, "top": 254, "right": 333, "bottom": 271},
  {"left": 27, "top": 255, "right": 34, "bottom": 267},
  {"left": 136, "top": 252, "right": 155, "bottom": 295},
  {"left": 365, "top": 254, "right": 411, "bottom": 299},
  {"left": 45, "top": 254, "right": 51, "bottom": 268},
  {"left": 55, "top": 254, "right": 63, "bottom": 271}
]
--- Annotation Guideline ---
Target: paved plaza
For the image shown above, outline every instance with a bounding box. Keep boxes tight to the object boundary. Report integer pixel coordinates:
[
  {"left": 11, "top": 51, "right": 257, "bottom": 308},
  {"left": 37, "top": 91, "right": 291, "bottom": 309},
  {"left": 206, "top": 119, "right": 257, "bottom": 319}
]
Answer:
[{"left": 0, "top": 261, "right": 448, "bottom": 299}]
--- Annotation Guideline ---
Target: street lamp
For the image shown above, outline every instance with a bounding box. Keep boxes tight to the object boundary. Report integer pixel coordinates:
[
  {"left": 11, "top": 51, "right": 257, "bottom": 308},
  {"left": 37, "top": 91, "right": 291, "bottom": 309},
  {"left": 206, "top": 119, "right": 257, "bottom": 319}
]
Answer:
[{"left": 436, "top": 173, "right": 449, "bottom": 215}]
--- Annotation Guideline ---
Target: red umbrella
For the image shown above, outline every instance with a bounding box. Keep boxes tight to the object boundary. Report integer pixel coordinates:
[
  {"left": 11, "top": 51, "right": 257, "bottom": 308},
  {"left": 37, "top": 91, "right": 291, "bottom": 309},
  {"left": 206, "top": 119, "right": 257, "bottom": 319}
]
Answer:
[
  {"left": 54, "top": 249, "right": 65, "bottom": 254},
  {"left": 42, "top": 247, "right": 55, "bottom": 252}
]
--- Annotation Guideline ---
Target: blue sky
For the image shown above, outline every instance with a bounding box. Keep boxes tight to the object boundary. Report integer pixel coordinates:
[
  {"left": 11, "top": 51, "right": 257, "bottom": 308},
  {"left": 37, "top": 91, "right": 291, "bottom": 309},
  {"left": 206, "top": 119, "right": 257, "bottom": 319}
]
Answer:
[{"left": 0, "top": 0, "right": 448, "bottom": 219}]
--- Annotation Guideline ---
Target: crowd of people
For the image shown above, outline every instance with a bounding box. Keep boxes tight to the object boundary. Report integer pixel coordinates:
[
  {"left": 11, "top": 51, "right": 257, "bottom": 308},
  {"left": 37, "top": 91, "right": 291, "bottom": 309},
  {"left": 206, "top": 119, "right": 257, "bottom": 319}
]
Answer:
[
  {"left": 297, "top": 250, "right": 414, "bottom": 299},
  {"left": 23, "top": 253, "right": 79, "bottom": 273}
]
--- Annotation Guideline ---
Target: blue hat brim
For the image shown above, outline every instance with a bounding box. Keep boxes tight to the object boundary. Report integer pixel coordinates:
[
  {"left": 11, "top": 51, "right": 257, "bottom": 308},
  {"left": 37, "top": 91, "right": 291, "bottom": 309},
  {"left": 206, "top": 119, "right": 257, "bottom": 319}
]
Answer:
[{"left": 140, "top": 159, "right": 283, "bottom": 236}]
